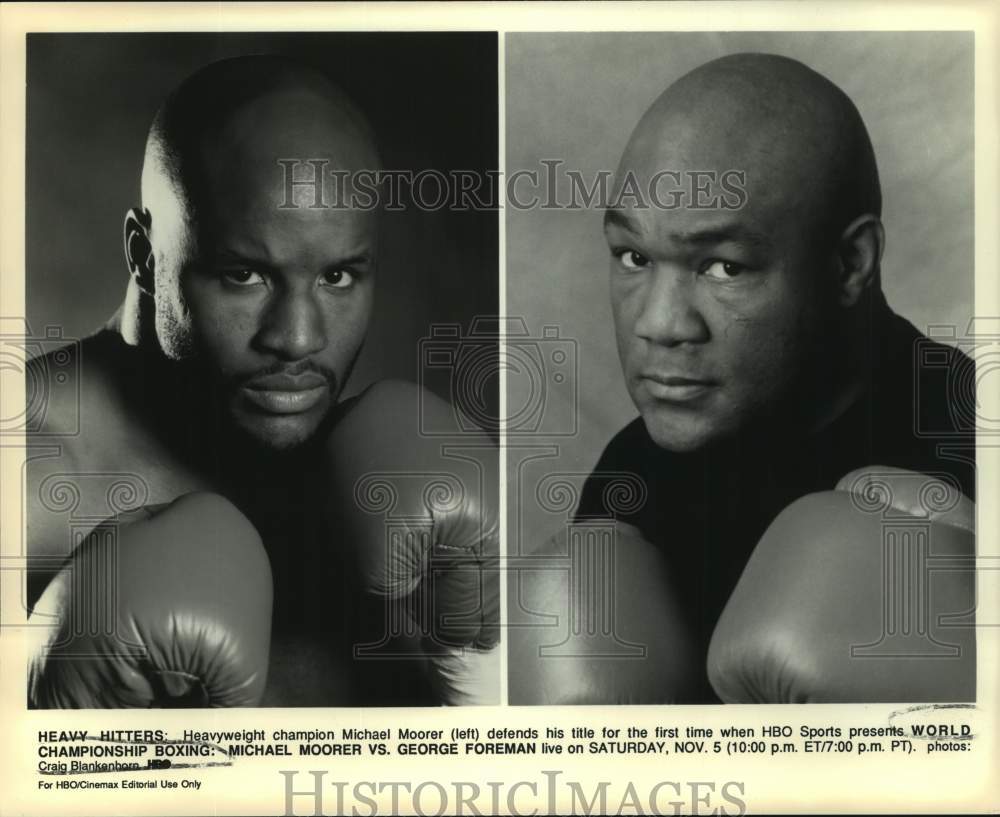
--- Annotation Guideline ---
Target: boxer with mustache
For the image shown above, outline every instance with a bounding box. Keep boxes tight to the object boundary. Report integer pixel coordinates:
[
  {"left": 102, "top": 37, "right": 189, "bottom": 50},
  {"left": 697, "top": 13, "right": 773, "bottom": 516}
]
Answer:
[
  {"left": 26, "top": 55, "right": 499, "bottom": 708},
  {"left": 510, "top": 52, "right": 975, "bottom": 705}
]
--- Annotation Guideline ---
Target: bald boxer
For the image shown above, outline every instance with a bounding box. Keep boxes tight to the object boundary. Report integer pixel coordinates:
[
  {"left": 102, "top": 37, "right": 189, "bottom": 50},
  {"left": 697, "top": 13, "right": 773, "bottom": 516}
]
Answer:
[
  {"left": 510, "top": 53, "right": 975, "bottom": 704},
  {"left": 27, "top": 56, "right": 499, "bottom": 707}
]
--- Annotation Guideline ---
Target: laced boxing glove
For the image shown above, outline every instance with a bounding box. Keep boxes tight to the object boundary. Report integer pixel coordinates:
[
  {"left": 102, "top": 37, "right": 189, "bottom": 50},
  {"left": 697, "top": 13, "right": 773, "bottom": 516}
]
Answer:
[
  {"left": 508, "top": 521, "right": 700, "bottom": 704},
  {"left": 707, "top": 466, "right": 975, "bottom": 703},
  {"left": 28, "top": 492, "right": 273, "bottom": 708},
  {"left": 322, "top": 380, "right": 499, "bottom": 705}
]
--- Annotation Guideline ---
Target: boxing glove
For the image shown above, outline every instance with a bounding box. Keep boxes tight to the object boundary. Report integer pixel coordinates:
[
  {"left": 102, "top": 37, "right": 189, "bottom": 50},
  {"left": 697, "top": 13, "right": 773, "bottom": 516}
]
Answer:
[
  {"left": 707, "top": 466, "right": 975, "bottom": 703},
  {"left": 28, "top": 492, "right": 273, "bottom": 708},
  {"left": 322, "top": 380, "right": 499, "bottom": 705},
  {"left": 508, "top": 521, "right": 700, "bottom": 704}
]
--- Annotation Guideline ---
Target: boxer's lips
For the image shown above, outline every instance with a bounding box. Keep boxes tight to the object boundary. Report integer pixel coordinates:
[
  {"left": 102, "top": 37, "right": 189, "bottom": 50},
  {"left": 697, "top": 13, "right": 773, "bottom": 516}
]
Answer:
[
  {"left": 639, "top": 372, "right": 717, "bottom": 402},
  {"left": 241, "top": 373, "right": 329, "bottom": 415}
]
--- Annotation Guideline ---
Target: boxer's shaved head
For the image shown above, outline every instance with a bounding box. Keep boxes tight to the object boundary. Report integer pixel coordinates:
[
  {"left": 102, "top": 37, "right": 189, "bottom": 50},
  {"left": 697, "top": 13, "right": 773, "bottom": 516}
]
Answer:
[
  {"left": 126, "top": 55, "right": 382, "bottom": 449},
  {"left": 142, "top": 54, "right": 379, "bottom": 221},
  {"left": 607, "top": 53, "right": 885, "bottom": 452},
  {"left": 616, "top": 52, "right": 880, "bottom": 248}
]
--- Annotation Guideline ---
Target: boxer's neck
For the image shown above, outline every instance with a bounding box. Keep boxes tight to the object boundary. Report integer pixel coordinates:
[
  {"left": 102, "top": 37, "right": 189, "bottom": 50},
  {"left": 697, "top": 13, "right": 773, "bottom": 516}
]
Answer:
[
  {"left": 107, "top": 284, "right": 270, "bottom": 483},
  {"left": 716, "top": 289, "right": 884, "bottom": 455},
  {"left": 784, "top": 289, "right": 886, "bottom": 440},
  {"left": 109, "top": 277, "right": 158, "bottom": 349}
]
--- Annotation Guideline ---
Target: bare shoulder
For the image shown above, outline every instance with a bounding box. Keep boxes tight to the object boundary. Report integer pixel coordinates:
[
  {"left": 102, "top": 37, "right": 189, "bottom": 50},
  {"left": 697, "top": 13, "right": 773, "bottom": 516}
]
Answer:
[
  {"left": 25, "top": 331, "right": 123, "bottom": 438},
  {"left": 24, "top": 331, "right": 208, "bottom": 565},
  {"left": 26, "top": 335, "right": 129, "bottom": 560}
]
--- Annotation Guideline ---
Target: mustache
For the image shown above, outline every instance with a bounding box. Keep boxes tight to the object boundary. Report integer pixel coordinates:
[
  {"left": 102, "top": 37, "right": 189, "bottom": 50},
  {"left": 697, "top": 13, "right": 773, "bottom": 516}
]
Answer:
[{"left": 226, "top": 360, "right": 339, "bottom": 393}]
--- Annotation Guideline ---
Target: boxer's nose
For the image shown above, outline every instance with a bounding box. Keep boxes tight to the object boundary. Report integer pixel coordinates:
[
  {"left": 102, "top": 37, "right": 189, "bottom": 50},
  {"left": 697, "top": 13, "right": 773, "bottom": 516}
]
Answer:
[
  {"left": 254, "top": 287, "right": 328, "bottom": 361},
  {"left": 633, "top": 266, "right": 709, "bottom": 347}
]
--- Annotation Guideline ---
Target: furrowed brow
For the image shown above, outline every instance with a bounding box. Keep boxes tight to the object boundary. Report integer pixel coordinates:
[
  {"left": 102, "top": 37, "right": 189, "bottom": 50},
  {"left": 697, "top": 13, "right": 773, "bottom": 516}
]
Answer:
[
  {"left": 212, "top": 248, "right": 277, "bottom": 271},
  {"left": 602, "top": 209, "right": 641, "bottom": 234},
  {"left": 676, "top": 228, "right": 772, "bottom": 250},
  {"left": 327, "top": 253, "right": 371, "bottom": 269}
]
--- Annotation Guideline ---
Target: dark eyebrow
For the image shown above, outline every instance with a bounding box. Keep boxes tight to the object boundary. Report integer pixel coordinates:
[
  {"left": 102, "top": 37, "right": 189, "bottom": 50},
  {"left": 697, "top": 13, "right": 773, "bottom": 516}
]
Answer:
[
  {"left": 212, "top": 249, "right": 277, "bottom": 271},
  {"left": 212, "top": 249, "right": 372, "bottom": 271},
  {"left": 326, "top": 253, "right": 372, "bottom": 270},
  {"left": 603, "top": 211, "right": 771, "bottom": 252},
  {"left": 603, "top": 209, "right": 640, "bottom": 234},
  {"left": 676, "top": 228, "right": 772, "bottom": 251}
]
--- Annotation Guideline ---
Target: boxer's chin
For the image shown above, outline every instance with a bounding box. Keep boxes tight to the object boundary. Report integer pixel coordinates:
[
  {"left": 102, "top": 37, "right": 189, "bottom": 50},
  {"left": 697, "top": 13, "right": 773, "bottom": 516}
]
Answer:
[
  {"left": 635, "top": 391, "right": 739, "bottom": 454},
  {"left": 229, "top": 403, "right": 331, "bottom": 452}
]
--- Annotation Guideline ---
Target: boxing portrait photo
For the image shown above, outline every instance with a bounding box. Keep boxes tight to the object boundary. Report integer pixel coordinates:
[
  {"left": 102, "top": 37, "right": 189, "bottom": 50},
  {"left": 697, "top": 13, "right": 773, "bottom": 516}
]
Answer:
[
  {"left": 506, "top": 31, "right": 978, "bottom": 705},
  {"left": 22, "top": 32, "right": 501, "bottom": 708},
  {"left": 3, "top": 5, "right": 1000, "bottom": 815},
  {"left": 12, "top": 27, "right": 984, "bottom": 713}
]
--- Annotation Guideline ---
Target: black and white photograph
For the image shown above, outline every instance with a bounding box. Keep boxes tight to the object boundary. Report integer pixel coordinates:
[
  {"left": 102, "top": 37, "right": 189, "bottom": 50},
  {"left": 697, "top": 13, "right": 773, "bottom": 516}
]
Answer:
[
  {"left": 506, "top": 31, "right": 978, "bottom": 705},
  {"left": 21, "top": 32, "right": 501, "bottom": 708},
  {"left": 0, "top": 4, "right": 997, "bottom": 816}
]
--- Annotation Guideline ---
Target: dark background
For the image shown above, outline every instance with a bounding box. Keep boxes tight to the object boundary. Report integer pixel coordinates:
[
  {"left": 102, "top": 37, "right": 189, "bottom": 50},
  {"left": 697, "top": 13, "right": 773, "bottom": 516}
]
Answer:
[{"left": 26, "top": 32, "right": 498, "bottom": 416}]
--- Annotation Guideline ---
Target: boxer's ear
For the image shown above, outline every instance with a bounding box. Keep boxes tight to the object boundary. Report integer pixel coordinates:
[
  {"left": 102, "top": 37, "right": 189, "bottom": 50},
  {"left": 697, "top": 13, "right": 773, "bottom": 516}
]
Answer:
[
  {"left": 835, "top": 214, "right": 884, "bottom": 308},
  {"left": 124, "top": 208, "right": 155, "bottom": 296}
]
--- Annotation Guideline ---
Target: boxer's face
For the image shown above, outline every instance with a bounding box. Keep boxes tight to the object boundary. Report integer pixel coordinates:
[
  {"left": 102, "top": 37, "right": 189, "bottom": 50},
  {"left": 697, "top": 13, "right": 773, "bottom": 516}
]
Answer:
[
  {"left": 178, "top": 196, "right": 375, "bottom": 451},
  {"left": 607, "top": 170, "right": 833, "bottom": 453},
  {"left": 151, "top": 93, "right": 378, "bottom": 450}
]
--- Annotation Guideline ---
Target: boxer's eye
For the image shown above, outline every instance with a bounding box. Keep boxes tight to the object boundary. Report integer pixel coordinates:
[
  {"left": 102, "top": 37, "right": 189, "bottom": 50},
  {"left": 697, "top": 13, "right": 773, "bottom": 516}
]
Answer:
[
  {"left": 321, "top": 269, "right": 355, "bottom": 289},
  {"left": 702, "top": 260, "right": 746, "bottom": 280},
  {"left": 221, "top": 269, "right": 265, "bottom": 287},
  {"left": 613, "top": 249, "right": 650, "bottom": 270}
]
